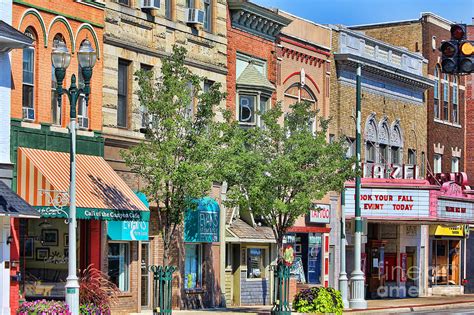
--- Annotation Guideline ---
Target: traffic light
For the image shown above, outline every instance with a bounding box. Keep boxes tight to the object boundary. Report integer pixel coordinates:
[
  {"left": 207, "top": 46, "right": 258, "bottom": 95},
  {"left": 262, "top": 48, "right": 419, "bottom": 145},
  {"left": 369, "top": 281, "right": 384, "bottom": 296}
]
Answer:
[{"left": 440, "top": 24, "right": 474, "bottom": 74}]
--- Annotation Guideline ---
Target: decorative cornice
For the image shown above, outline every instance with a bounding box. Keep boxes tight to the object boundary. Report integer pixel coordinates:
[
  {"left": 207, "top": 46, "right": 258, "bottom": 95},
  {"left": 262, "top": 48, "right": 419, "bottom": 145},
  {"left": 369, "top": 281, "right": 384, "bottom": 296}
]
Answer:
[
  {"left": 279, "top": 47, "right": 326, "bottom": 67},
  {"left": 228, "top": 1, "right": 291, "bottom": 41}
]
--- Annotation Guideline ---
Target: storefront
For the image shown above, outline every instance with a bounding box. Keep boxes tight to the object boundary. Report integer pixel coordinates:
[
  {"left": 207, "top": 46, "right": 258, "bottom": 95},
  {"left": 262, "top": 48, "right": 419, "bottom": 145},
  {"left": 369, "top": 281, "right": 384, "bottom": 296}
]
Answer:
[
  {"left": 13, "top": 147, "right": 149, "bottom": 301},
  {"left": 183, "top": 197, "right": 221, "bottom": 308},
  {"left": 284, "top": 203, "right": 331, "bottom": 290}
]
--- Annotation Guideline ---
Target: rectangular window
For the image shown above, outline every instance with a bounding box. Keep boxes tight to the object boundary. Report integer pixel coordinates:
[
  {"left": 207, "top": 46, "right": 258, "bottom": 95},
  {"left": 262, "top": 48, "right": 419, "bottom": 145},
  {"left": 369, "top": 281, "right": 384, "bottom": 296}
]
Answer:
[
  {"left": 140, "top": 64, "right": 153, "bottom": 128},
  {"left": 346, "top": 137, "right": 355, "bottom": 158},
  {"left": 408, "top": 149, "right": 416, "bottom": 165},
  {"left": 452, "top": 157, "right": 459, "bottom": 173},
  {"left": 23, "top": 47, "right": 34, "bottom": 110},
  {"left": 366, "top": 142, "right": 376, "bottom": 163},
  {"left": 379, "top": 144, "right": 388, "bottom": 164},
  {"left": 77, "top": 64, "right": 88, "bottom": 129},
  {"left": 421, "top": 151, "right": 426, "bottom": 177},
  {"left": 203, "top": 0, "right": 212, "bottom": 32},
  {"left": 203, "top": 79, "right": 214, "bottom": 93},
  {"left": 247, "top": 248, "right": 265, "bottom": 279},
  {"left": 434, "top": 154, "right": 442, "bottom": 173},
  {"left": 434, "top": 99, "right": 440, "bottom": 119},
  {"left": 443, "top": 100, "right": 449, "bottom": 122},
  {"left": 118, "top": 0, "right": 130, "bottom": 5},
  {"left": 117, "top": 59, "right": 130, "bottom": 128},
  {"left": 186, "top": 0, "right": 194, "bottom": 8},
  {"left": 108, "top": 243, "right": 130, "bottom": 291},
  {"left": 184, "top": 244, "right": 202, "bottom": 289},
  {"left": 390, "top": 147, "right": 400, "bottom": 164},
  {"left": 257, "top": 96, "right": 269, "bottom": 128},
  {"left": 239, "top": 94, "right": 256, "bottom": 124},
  {"left": 165, "top": 0, "right": 172, "bottom": 19}
]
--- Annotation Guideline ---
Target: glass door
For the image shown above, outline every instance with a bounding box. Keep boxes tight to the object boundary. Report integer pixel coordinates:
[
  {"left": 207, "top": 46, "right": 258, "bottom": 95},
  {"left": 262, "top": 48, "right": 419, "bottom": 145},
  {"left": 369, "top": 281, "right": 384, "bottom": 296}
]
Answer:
[{"left": 141, "top": 242, "right": 151, "bottom": 309}]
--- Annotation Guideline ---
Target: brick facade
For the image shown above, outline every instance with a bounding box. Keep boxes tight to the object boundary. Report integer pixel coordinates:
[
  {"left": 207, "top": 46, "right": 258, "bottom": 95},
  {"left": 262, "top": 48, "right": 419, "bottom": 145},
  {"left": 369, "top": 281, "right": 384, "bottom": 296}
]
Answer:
[
  {"left": 103, "top": 0, "right": 227, "bottom": 312},
  {"left": 463, "top": 25, "right": 474, "bottom": 181},
  {"left": 351, "top": 13, "right": 466, "bottom": 177}
]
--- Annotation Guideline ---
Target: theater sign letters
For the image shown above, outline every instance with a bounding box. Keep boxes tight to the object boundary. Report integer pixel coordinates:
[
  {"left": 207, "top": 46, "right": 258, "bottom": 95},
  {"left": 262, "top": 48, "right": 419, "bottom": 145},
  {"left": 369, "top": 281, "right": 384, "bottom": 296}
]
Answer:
[{"left": 345, "top": 188, "right": 430, "bottom": 219}]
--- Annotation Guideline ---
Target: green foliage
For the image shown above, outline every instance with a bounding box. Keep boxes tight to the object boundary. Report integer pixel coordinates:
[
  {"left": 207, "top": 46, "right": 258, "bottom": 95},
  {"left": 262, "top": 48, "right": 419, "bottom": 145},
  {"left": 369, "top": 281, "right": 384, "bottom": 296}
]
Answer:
[
  {"left": 293, "top": 287, "right": 343, "bottom": 315},
  {"left": 122, "top": 45, "right": 226, "bottom": 265},
  {"left": 217, "top": 101, "right": 355, "bottom": 252}
]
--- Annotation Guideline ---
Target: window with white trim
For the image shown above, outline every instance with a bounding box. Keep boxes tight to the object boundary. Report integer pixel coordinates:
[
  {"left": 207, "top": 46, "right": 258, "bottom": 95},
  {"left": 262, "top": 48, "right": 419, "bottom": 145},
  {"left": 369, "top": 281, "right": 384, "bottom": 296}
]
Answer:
[
  {"left": 452, "top": 157, "right": 459, "bottom": 173},
  {"left": 184, "top": 244, "right": 202, "bottom": 289},
  {"left": 108, "top": 242, "right": 130, "bottom": 291},
  {"left": 443, "top": 74, "right": 449, "bottom": 121},
  {"left": 247, "top": 248, "right": 265, "bottom": 279},
  {"left": 22, "top": 28, "right": 35, "bottom": 120},
  {"left": 51, "top": 34, "right": 65, "bottom": 125},
  {"left": 434, "top": 154, "right": 442, "bottom": 173},
  {"left": 452, "top": 76, "right": 458, "bottom": 124},
  {"left": 434, "top": 66, "right": 440, "bottom": 119},
  {"left": 203, "top": 0, "right": 212, "bottom": 32}
]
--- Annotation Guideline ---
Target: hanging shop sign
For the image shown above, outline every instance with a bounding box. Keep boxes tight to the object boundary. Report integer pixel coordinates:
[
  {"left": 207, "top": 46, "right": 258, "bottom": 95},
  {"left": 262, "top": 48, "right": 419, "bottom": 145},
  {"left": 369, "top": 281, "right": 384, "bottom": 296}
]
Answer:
[
  {"left": 184, "top": 197, "right": 220, "bottom": 243},
  {"left": 344, "top": 188, "right": 430, "bottom": 219},
  {"left": 308, "top": 204, "right": 330, "bottom": 224},
  {"left": 437, "top": 199, "right": 474, "bottom": 223},
  {"left": 107, "top": 220, "right": 149, "bottom": 241}
]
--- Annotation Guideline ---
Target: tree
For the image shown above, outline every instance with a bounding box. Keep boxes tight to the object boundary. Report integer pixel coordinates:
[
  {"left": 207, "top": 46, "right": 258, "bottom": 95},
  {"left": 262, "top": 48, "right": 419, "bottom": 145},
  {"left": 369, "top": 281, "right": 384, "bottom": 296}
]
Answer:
[
  {"left": 217, "top": 101, "right": 355, "bottom": 255},
  {"left": 122, "top": 46, "right": 226, "bottom": 265}
]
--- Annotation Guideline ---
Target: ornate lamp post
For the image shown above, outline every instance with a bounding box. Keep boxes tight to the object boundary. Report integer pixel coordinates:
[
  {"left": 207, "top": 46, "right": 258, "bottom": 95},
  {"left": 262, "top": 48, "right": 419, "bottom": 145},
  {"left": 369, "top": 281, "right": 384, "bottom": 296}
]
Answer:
[{"left": 51, "top": 39, "right": 96, "bottom": 315}]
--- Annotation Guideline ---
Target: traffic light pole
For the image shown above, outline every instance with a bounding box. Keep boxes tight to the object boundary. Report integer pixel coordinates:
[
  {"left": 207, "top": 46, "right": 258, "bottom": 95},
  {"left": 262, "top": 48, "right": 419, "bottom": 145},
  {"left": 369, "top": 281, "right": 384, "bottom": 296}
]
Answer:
[{"left": 349, "top": 64, "right": 367, "bottom": 310}]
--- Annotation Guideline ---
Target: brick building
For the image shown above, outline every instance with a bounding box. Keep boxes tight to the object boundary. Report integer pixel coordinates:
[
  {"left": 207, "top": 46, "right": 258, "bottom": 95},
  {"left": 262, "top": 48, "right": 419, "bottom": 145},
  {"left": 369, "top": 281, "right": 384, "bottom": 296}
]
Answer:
[
  {"left": 224, "top": 0, "right": 290, "bottom": 306},
  {"left": 350, "top": 13, "right": 466, "bottom": 179},
  {"left": 275, "top": 10, "right": 334, "bottom": 291},
  {"left": 102, "top": 0, "right": 228, "bottom": 312},
  {"left": 329, "top": 25, "right": 435, "bottom": 298}
]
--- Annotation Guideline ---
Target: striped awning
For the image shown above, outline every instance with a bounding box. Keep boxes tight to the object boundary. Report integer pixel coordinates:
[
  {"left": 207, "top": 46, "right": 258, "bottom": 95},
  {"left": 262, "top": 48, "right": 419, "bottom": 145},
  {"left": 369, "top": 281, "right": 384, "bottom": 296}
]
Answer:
[{"left": 17, "top": 147, "right": 149, "bottom": 221}]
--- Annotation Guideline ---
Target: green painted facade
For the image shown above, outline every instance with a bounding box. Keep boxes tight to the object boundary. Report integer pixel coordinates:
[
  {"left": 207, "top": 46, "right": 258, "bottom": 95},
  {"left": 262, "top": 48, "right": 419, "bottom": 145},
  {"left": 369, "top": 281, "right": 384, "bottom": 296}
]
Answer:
[{"left": 10, "top": 119, "right": 104, "bottom": 191}]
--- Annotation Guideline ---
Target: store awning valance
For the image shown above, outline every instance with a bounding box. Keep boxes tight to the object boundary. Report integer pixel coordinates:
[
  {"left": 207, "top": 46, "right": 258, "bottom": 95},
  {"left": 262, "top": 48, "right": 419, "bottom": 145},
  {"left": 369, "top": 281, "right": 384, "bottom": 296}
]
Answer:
[
  {"left": 0, "top": 180, "right": 39, "bottom": 218},
  {"left": 17, "top": 147, "right": 149, "bottom": 221}
]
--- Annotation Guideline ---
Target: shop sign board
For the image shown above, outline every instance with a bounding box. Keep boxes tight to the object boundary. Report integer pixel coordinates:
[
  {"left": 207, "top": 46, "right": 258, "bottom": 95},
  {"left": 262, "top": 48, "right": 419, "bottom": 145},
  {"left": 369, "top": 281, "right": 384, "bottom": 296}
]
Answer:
[
  {"left": 437, "top": 199, "right": 474, "bottom": 223},
  {"left": 35, "top": 206, "right": 150, "bottom": 221},
  {"left": 107, "top": 220, "right": 149, "bottom": 241},
  {"left": 344, "top": 188, "right": 430, "bottom": 219},
  {"left": 363, "top": 163, "right": 419, "bottom": 179},
  {"left": 430, "top": 225, "right": 464, "bottom": 237},
  {"left": 308, "top": 204, "right": 330, "bottom": 224},
  {"left": 184, "top": 197, "right": 220, "bottom": 243}
]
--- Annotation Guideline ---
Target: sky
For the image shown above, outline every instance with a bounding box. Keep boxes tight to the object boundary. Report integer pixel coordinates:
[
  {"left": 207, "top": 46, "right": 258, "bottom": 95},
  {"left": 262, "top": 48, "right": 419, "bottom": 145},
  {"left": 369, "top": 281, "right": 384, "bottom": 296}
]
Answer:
[{"left": 252, "top": 0, "right": 473, "bottom": 27}]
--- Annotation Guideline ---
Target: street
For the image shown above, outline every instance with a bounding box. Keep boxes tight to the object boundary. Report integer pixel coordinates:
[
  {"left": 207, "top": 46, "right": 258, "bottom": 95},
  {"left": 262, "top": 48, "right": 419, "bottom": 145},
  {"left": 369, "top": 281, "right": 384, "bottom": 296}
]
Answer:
[{"left": 398, "top": 308, "right": 474, "bottom": 315}]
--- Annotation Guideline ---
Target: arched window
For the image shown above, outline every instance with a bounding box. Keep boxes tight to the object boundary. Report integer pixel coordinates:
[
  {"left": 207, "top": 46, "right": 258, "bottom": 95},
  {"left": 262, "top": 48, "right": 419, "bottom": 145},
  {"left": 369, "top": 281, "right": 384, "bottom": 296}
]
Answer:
[
  {"left": 452, "top": 76, "right": 458, "bottom": 124},
  {"left": 51, "top": 34, "right": 65, "bottom": 125},
  {"left": 77, "top": 39, "right": 89, "bottom": 129},
  {"left": 378, "top": 119, "right": 390, "bottom": 164},
  {"left": 434, "top": 66, "right": 440, "bottom": 119},
  {"left": 365, "top": 115, "right": 377, "bottom": 164},
  {"left": 443, "top": 73, "right": 449, "bottom": 121},
  {"left": 22, "top": 28, "right": 36, "bottom": 121},
  {"left": 284, "top": 83, "right": 317, "bottom": 131},
  {"left": 390, "top": 122, "right": 403, "bottom": 164}
]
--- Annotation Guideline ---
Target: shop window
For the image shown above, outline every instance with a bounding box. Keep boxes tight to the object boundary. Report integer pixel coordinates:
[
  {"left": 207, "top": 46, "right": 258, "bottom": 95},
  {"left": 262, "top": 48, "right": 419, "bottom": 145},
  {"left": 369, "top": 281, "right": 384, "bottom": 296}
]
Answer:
[
  {"left": 431, "top": 239, "right": 461, "bottom": 285},
  {"left": 434, "top": 154, "right": 442, "bottom": 173},
  {"left": 108, "top": 242, "right": 130, "bottom": 291},
  {"left": 247, "top": 248, "right": 265, "bottom": 279},
  {"left": 452, "top": 157, "right": 459, "bottom": 173},
  {"left": 184, "top": 244, "right": 202, "bottom": 289}
]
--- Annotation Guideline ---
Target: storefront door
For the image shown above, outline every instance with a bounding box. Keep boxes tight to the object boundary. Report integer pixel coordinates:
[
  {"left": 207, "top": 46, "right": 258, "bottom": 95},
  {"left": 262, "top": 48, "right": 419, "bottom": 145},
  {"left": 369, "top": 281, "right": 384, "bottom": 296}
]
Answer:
[
  {"left": 308, "top": 233, "right": 322, "bottom": 284},
  {"left": 141, "top": 242, "right": 151, "bottom": 309}
]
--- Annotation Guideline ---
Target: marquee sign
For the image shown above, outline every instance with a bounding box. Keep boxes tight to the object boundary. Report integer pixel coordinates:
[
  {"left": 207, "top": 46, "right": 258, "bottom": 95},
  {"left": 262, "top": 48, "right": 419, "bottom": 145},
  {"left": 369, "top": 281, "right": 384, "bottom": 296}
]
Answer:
[
  {"left": 344, "top": 188, "right": 430, "bottom": 219},
  {"left": 308, "top": 204, "right": 330, "bottom": 224},
  {"left": 437, "top": 199, "right": 474, "bottom": 223},
  {"left": 363, "top": 163, "right": 419, "bottom": 179}
]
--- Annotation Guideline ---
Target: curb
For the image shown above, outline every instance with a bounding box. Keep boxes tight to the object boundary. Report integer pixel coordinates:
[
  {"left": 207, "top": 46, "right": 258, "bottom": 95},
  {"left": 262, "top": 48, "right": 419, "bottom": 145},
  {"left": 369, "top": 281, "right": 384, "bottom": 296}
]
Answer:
[{"left": 346, "top": 300, "right": 474, "bottom": 314}]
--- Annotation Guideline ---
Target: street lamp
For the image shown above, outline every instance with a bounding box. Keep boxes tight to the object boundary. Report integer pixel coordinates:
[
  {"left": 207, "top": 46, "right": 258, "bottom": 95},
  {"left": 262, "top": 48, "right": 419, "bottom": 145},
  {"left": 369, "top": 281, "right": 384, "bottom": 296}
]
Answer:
[{"left": 52, "top": 39, "right": 96, "bottom": 315}]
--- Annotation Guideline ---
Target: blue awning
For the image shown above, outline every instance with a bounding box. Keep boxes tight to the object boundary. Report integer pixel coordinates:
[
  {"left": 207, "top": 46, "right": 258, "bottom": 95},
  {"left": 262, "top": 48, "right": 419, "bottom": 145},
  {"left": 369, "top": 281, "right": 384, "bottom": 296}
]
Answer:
[{"left": 184, "top": 197, "right": 220, "bottom": 243}]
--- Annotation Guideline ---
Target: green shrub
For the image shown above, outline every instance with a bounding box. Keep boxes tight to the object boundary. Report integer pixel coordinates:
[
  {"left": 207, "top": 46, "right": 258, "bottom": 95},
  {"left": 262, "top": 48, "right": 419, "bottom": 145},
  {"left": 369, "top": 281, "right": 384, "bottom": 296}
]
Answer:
[{"left": 293, "top": 287, "right": 343, "bottom": 314}]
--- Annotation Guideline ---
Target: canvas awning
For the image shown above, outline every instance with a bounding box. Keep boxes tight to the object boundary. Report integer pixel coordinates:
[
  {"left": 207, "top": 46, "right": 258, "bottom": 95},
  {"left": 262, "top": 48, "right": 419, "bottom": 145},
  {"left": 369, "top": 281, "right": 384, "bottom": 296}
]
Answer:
[
  {"left": 17, "top": 147, "right": 149, "bottom": 221},
  {"left": 0, "top": 180, "right": 39, "bottom": 218}
]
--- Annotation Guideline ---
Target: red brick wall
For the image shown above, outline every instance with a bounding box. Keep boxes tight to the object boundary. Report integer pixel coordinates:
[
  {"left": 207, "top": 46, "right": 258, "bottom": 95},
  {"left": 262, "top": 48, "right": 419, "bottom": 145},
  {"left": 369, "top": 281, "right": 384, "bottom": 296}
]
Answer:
[
  {"left": 226, "top": 8, "right": 277, "bottom": 115},
  {"left": 421, "top": 20, "right": 465, "bottom": 175},
  {"left": 465, "top": 25, "right": 474, "bottom": 182},
  {"left": 11, "top": 1, "right": 104, "bottom": 131}
]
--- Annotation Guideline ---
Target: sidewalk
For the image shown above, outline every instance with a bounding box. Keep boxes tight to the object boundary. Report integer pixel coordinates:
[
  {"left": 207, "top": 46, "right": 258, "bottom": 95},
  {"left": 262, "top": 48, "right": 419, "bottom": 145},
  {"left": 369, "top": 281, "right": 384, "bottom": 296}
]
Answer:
[{"left": 135, "top": 294, "right": 474, "bottom": 314}]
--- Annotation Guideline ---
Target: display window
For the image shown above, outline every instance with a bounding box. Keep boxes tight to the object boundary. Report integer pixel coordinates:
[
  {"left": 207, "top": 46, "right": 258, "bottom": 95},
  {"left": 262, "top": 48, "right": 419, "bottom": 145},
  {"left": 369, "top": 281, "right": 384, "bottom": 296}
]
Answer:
[
  {"left": 430, "top": 239, "right": 461, "bottom": 286},
  {"left": 108, "top": 242, "right": 130, "bottom": 291},
  {"left": 285, "top": 233, "right": 323, "bottom": 284},
  {"left": 184, "top": 244, "right": 202, "bottom": 289},
  {"left": 247, "top": 248, "right": 265, "bottom": 279}
]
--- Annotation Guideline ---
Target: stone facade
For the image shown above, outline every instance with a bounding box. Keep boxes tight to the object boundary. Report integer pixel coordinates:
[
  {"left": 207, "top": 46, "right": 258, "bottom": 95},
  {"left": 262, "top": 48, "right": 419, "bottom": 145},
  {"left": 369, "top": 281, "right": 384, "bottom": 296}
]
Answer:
[
  {"left": 103, "top": 0, "right": 227, "bottom": 312},
  {"left": 350, "top": 13, "right": 466, "bottom": 176}
]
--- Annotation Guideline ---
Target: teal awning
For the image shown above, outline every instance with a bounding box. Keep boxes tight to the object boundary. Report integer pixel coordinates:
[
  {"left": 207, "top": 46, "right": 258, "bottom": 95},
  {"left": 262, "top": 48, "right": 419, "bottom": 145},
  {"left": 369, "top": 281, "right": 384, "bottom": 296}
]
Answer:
[{"left": 184, "top": 197, "right": 220, "bottom": 243}]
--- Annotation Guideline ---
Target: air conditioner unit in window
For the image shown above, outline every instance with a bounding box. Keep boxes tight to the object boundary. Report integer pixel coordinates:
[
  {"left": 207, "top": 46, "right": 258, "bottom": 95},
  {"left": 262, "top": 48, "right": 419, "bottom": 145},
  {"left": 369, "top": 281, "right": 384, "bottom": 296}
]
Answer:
[
  {"left": 141, "top": 0, "right": 160, "bottom": 9},
  {"left": 78, "top": 116, "right": 89, "bottom": 129},
  {"left": 185, "top": 8, "right": 205, "bottom": 25},
  {"left": 22, "top": 107, "right": 35, "bottom": 121}
]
